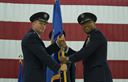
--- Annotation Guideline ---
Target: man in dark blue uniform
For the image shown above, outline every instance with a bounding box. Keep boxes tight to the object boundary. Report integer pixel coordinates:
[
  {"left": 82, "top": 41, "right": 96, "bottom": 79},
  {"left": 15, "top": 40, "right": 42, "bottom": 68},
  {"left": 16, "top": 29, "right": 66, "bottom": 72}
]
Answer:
[
  {"left": 49, "top": 31, "right": 76, "bottom": 82},
  {"left": 21, "top": 12, "right": 67, "bottom": 82},
  {"left": 60, "top": 12, "right": 113, "bottom": 82}
]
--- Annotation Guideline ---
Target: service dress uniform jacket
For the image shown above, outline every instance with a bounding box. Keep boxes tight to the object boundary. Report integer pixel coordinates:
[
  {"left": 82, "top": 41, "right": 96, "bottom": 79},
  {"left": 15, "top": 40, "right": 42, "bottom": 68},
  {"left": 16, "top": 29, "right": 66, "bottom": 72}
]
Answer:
[
  {"left": 21, "top": 29, "right": 60, "bottom": 82},
  {"left": 68, "top": 29, "right": 113, "bottom": 82}
]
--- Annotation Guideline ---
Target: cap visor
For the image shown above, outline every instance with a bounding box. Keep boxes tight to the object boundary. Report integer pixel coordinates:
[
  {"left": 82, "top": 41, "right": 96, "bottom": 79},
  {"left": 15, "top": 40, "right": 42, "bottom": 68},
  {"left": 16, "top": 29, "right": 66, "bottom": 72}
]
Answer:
[
  {"left": 80, "top": 19, "right": 92, "bottom": 25},
  {"left": 38, "top": 19, "right": 48, "bottom": 24}
]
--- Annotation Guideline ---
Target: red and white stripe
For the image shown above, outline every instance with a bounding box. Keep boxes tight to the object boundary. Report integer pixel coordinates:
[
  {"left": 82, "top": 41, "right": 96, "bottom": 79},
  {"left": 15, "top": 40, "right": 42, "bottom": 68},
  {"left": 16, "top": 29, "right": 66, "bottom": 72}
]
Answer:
[{"left": 0, "top": 0, "right": 128, "bottom": 82}]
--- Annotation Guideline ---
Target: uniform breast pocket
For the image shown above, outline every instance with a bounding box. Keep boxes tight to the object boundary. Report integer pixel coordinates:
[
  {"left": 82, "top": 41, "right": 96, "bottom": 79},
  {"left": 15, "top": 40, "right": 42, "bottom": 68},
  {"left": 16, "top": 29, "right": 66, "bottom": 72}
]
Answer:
[{"left": 88, "top": 65, "right": 106, "bottom": 82}]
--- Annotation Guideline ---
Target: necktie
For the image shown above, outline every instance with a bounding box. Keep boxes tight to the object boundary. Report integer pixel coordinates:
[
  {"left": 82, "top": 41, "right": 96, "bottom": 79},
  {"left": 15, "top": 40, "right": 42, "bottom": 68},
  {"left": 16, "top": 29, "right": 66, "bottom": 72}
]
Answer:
[{"left": 86, "top": 35, "right": 90, "bottom": 46}]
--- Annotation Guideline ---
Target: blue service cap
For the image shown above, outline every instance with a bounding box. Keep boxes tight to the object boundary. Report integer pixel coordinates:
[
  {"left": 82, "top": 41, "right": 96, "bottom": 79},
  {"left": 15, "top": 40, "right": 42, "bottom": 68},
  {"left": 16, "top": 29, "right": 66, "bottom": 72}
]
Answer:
[
  {"left": 29, "top": 12, "right": 49, "bottom": 23},
  {"left": 77, "top": 12, "right": 97, "bottom": 25}
]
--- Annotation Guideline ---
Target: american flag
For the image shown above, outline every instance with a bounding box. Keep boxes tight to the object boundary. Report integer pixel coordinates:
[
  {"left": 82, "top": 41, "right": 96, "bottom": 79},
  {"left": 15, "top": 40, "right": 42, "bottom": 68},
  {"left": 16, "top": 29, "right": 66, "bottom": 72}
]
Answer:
[{"left": 0, "top": 0, "right": 128, "bottom": 82}]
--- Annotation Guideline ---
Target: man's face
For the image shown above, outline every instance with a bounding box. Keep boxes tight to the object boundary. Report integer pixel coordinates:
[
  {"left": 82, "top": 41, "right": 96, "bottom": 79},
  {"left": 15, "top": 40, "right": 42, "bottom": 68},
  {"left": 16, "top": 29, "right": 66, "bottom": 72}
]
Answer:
[
  {"left": 32, "top": 20, "right": 47, "bottom": 34},
  {"left": 81, "top": 21, "right": 95, "bottom": 34}
]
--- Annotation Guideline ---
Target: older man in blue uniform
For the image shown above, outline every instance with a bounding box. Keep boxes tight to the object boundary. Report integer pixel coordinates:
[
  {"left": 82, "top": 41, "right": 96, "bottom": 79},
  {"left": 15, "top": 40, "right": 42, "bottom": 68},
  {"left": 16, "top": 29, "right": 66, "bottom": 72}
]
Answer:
[
  {"left": 60, "top": 12, "right": 113, "bottom": 82},
  {"left": 21, "top": 12, "right": 67, "bottom": 82}
]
